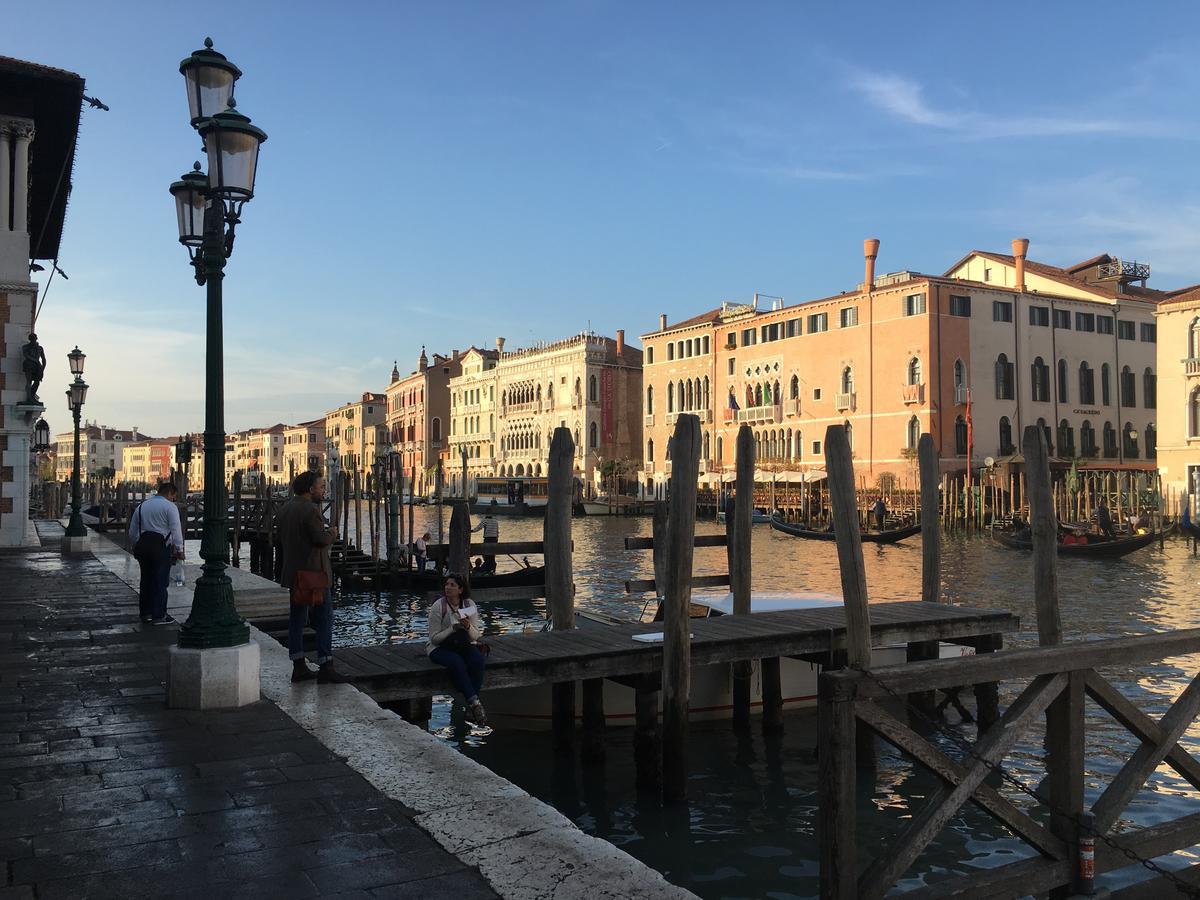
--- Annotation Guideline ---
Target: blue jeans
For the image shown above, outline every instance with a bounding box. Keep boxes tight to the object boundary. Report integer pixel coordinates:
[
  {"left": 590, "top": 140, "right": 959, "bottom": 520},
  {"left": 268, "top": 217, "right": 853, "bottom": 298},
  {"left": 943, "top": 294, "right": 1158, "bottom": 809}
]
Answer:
[
  {"left": 137, "top": 540, "right": 172, "bottom": 620},
  {"left": 289, "top": 588, "right": 333, "bottom": 664},
  {"left": 429, "top": 645, "right": 485, "bottom": 702}
]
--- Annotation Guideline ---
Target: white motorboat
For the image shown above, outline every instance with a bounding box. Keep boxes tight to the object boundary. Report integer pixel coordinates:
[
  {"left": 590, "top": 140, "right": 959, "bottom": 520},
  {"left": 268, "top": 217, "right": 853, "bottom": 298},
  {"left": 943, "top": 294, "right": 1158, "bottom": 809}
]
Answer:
[{"left": 484, "top": 592, "right": 973, "bottom": 729}]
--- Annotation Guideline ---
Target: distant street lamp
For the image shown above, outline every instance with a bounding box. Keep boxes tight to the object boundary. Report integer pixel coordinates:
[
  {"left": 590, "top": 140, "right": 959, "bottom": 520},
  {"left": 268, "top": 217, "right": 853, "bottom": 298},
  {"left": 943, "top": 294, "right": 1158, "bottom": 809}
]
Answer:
[
  {"left": 33, "top": 418, "right": 50, "bottom": 453},
  {"left": 169, "top": 37, "right": 267, "bottom": 652},
  {"left": 64, "top": 350, "right": 89, "bottom": 540}
]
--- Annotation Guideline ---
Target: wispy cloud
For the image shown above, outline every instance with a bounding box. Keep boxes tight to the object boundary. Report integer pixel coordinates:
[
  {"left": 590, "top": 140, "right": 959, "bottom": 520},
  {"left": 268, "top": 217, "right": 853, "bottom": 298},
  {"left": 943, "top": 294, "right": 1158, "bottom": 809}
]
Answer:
[{"left": 846, "top": 68, "right": 1128, "bottom": 140}]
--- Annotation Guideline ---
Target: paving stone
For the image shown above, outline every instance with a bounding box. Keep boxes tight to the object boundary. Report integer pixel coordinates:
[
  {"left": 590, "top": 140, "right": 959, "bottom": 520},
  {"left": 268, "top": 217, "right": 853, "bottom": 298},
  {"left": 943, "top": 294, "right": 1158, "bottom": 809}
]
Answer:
[
  {"left": 14, "top": 773, "right": 104, "bottom": 798},
  {"left": 369, "top": 869, "right": 498, "bottom": 900},
  {"left": 308, "top": 849, "right": 466, "bottom": 893},
  {"left": 61, "top": 784, "right": 147, "bottom": 811},
  {"left": 11, "top": 836, "right": 183, "bottom": 882}
]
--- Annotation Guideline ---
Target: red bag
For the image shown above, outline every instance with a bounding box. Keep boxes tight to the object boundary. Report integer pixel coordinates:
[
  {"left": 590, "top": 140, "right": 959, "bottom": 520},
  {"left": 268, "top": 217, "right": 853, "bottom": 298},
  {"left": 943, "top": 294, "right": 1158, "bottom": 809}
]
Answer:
[{"left": 291, "top": 570, "right": 329, "bottom": 606}]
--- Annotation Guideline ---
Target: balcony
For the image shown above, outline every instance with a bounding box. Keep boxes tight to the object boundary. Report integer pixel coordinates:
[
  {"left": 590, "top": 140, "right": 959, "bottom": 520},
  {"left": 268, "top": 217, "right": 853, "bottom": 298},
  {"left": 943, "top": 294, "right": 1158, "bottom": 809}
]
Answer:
[
  {"left": 835, "top": 392, "right": 856, "bottom": 412},
  {"left": 902, "top": 383, "right": 925, "bottom": 405},
  {"left": 644, "top": 414, "right": 655, "bottom": 427},
  {"left": 954, "top": 385, "right": 969, "bottom": 405},
  {"left": 724, "top": 404, "right": 782, "bottom": 425},
  {"left": 699, "top": 409, "right": 713, "bottom": 424},
  {"left": 644, "top": 463, "right": 654, "bottom": 474},
  {"left": 506, "top": 401, "right": 541, "bottom": 414},
  {"left": 784, "top": 399, "right": 800, "bottom": 417},
  {"left": 1186, "top": 358, "right": 1200, "bottom": 377}
]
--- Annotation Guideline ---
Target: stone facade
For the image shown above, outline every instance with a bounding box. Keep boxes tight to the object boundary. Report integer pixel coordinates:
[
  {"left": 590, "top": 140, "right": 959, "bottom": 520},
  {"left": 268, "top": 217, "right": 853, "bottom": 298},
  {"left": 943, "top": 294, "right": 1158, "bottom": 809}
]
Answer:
[
  {"left": 325, "top": 394, "right": 386, "bottom": 482},
  {"left": 641, "top": 239, "right": 1173, "bottom": 490},
  {"left": 1154, "top": 290, "right": 1200, "bottom": 499},
  {"left": 447, "top": 345, "right": 501, "bottom": 492},
  {"left": 54, "top": 425, "right": 146, "bottom": 483},
  {"left": 282, "top": 418, "right": 326, "bottom": 486},
  {"left": 227, "top": 424, "right": 287, "bottom": 487},
  {"left": 385, "top": 350, "right": 459, "bottom": 490}
]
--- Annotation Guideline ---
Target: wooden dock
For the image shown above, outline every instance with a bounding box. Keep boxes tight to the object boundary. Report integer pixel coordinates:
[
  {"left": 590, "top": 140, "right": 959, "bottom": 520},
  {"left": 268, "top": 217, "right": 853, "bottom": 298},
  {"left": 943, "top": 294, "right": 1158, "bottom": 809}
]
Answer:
[{"left": 235, "top": 596, "right": 1017, "bottom": 702}]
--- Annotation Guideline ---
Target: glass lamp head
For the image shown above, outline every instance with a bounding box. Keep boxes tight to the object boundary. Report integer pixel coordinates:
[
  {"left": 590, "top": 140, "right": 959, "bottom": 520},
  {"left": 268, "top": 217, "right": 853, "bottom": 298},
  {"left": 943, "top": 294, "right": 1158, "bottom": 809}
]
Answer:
[
  {"left": 180, "top": 37, "right": 241, "bottom": 125},
  {"left": 34, "top": 417, "right": 50, "bottom": 451},
  {"left": 170, "top": 163, "right": 210, "bottom": 246},
  {"left": 197, "top": 101, "right": 267, "bottom": 202},
  {"left": 67, "top": 345, "right": 86, "bottom": 376},
  {"left": 69, "top": 379, "right": 89, "bottom": 410}
]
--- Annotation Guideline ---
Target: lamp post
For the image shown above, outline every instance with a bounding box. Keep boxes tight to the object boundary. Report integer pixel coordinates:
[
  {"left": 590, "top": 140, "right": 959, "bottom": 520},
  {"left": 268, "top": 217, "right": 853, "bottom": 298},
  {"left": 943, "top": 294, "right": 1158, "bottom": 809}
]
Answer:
[
  {"left": 64, "top": 346, "right": 88, "bottom": 542},
  {"left": 167, "top": 39, "right": 267, "bottom": 689}
]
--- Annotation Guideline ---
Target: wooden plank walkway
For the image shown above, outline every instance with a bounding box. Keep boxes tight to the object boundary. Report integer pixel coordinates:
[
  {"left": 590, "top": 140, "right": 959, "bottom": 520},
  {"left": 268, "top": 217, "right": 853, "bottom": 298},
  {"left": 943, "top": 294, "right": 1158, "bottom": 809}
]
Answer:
[{"left": 235, "top": 601, "right": 1017, "bottom": 702}]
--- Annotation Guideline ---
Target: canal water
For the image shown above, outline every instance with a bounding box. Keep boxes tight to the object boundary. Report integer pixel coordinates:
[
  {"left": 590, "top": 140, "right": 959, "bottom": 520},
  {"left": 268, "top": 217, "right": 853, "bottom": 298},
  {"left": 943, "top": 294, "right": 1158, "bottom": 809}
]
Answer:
[{"left": 332, "top": 509, "right": 1200, "bottom": 898}]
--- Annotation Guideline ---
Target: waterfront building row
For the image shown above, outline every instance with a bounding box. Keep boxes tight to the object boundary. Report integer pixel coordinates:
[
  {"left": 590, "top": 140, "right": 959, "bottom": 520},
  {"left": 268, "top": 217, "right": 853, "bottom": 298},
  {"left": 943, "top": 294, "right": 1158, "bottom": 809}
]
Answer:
[
  {"left": 641, "top": 238, "right": 1176, "bottom": 490},
  {"left": 1154, "top": 289, "right": 1200, "bottom": 499}
]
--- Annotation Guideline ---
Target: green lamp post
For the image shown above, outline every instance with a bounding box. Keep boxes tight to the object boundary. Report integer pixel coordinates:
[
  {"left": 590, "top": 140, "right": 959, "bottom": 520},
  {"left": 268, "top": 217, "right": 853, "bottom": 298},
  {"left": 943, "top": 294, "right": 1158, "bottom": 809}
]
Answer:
[
  {"left": 169, "top": 38, "right": 267, "bottom": 650},
  {"left": 64, "top": 346, "right": 88, "bottom": 539}
]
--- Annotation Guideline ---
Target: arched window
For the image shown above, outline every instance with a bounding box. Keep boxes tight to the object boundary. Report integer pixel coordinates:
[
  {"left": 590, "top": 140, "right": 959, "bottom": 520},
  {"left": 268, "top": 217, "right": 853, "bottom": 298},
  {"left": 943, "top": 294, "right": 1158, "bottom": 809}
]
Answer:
[
  {"left": 1144, "top": 368, "right": 1156, "bottom": 409},
  {"left": 995, "top": 354, "right": 1014, "bottom": 400},
  {"left": 1081, "top": 420, "right": 1096, "bottom": 457},
  {"left": 1123, "top": 422, "right": 1139, "bottom": 458},
  {"left": 1192, "top": 388, "right": 1200, "bottom": 438},
  {"left": 703, "top": 336, "right": 710, "bottom": 354},
  {"left": 999, "top": 416, "right": 1013, "bottom": 454},
  {"left": 536, "top": 384, "right": 542, "bottom": 403},
  {"left": 574, "top": 427, "right": 581, "bottom": 452},
  {"left": 1057, "top": 419, "right": 1074, "bottom": 457},
  {"left": 589, "top": 422, "right": 598, "bottom": 449},
  {"left": 646, "top": 386, "right": 654, "bottom": 415},
  {"left": 703, "top": 431, "right": 710, "bottom": 461},
  {"left": 646, "top": 346, "right": 654, "bottom": 364},
  {"left": 841, "top": 367, "right": 854, "bottom": 394},
  {"left": 716, "top": 435, "right": 723, "bottom": 463},
  {"left": 907, "top": 416, "right": 920, "bottom": 450},
  {"left": 1146, "top": 424, "right": 1157, "bottom": 459},
  {"left": 1101, "top": 363, "right": 1112, "bottom": 406},
  {"left": 1103, "top": 421, "right": 1117, "bottom": 457},
  {"left": 755, "top": 384, "right": 764, "bottom": 406},
  {"left": 703, "top": 377, "right": 710, "bottom": 410},
  {"left": 1079, "top": 361, "right": 1095, "bottom": 405},
  {"left": 1037, "top": 417, "right": 1052, "bottom": 452},
  {"left": 574, "top": 377, "right": 582, "bottom": 402},
  {"left": 1120, "top": 366, "right": 1136, "bottom": 408},
  {"left": 589, "top": 375, "right": 598, "bottom": 403},
  {"left": 1031, "top": 357, "right": 1050, "bottom": 403},
  {"left": 1057, "top": 359, "right": 1069, "bottom": 403},
  {"left": 685, "top": 340, "right": 693, "bottom": 358},
  {"left": 432, "top": 418, "right": 441, "bottom": 442},
  {"left": 954, "top": 359, "right": 965, "bottom": 387},
  {"left": 667, "top": 382, "right": 674, "bottom": 413},
  {"left": 955, "top": 416, "right": 968, "bottom": 455},
  {"left": 773, "top": 381, "right": 781, "bottom": 405},
  {"left": 795, "top": 431, "right": 803, "bottom": 459},
  {"left": 844, "top": 421, "right": 853, "bottom": 452},
  {"left": 668, "top": 343, "right": 674, "bottom": 361},
  {"left": 1191, "top": 318, "right": 1200, "bottom": 359},
  {"left": 907, "top": 357, "right": 922, "bottom": 385},
  {"left": 790, "top": 374, "right": 799, "bottom": 400},
  {"left": 547, "top": 383, "right": 554, "bottom": 407},
  {"left": 686, "top": 380, "right": 694, "bottom": 411}
]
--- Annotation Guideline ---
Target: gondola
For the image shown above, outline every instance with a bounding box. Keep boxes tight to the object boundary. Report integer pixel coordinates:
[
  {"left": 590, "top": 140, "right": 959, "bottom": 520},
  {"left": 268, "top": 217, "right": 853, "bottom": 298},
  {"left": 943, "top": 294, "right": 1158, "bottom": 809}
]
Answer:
[
  {"left": 407, "top": 565, "right": 546, "bottom": 591},
  {"left": 769, "top": 515, "right": 922, "bottom": 544},
  {"left": 992, "top": 530, "right": 1157, "bottom": 558}
]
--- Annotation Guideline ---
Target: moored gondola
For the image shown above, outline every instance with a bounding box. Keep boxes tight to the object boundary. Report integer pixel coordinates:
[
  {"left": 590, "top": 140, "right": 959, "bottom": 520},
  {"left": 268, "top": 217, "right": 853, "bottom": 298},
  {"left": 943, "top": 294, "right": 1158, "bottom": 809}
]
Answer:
[
  {"left": 407, "top": 564, "right": 546, "bottom": 592},
  {"left": 992, "top": 529, "right": 1157, "bottom": 558},
  {"left": 769, "top": 515, "right": 921, "bottom": 544}
]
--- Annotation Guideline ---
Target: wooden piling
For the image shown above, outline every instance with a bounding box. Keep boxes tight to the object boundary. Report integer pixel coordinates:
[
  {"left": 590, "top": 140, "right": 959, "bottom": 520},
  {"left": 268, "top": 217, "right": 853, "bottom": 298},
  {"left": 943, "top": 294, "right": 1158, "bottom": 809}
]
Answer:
[
  {"left": 634, "top": 676, "right": 661, "bottom": 792},
  {"left": 918, "top": 434, "right": 940, "bottom": 605},
  {"left": 581, "top": 678, "right": 606, "bottom": 765},
  {"left": 231, "top": 471, "right": 242, "bottom": 567},
  {"left": 408, "top": 466, "right": 416, "bottom": 567},
  {"left": 761, "top": 657, "right": 784, "bottom": 733},
  {"left": 652, "top": 499, "right": 669, "bottom": 596},
  {"left": 1023, "top": 426, "right": 1062, "bottom": 647},
  {"left": 823, "top": 425, "right": 872, "bottom": 669},
  {"left": 448, "top": 501, "right": 470, "bottom": 578},
  {"left": 729, "top": 425, "right": 754, "bottom": 733},
  {"left": 546, "top": 427, "right": 576, "bottom": 753},
  {"left": 662, "top": 414, "right": 700, "bottom": 802}
]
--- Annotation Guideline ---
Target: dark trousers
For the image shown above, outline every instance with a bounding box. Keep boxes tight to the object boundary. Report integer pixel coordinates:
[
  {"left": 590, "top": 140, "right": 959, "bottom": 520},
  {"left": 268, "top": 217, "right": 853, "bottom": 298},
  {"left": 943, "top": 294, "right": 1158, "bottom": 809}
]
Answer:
[
  {"left": 483, "top": 535, "right": 497, "bottom": 573},
  {"left": 873, "top": 511, "right": 885, "bottom": 531},
  {"left": 137, "top": 542, "right": 172, "bottom": 621},
  {"left": 429, "top": 645, "right": 486, "bottom": 702},
  {"left": 288, "top": 589, "right": 333, "bottom": 664}
]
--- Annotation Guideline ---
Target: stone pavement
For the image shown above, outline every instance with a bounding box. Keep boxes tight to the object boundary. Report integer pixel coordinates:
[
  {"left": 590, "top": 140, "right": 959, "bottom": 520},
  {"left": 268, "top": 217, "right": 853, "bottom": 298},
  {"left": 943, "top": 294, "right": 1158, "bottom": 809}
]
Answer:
[{"left": 0, "top": 540, "right": 497, "bottom": 900}]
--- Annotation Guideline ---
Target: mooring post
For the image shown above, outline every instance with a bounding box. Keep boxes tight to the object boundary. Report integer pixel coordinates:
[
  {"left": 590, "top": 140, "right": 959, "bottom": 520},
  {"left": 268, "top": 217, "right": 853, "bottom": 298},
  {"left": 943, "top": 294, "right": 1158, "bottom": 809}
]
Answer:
[
  {"left": 824, "top": 424, "right": 874, "bottom": 767},
  {"left": 818, "top": 675, "right": 858, "bottom": 900},
  {"left": 908, "top": 433, "right": 942, "bottom": 719},
  {"left": 730, "top": 424, "right": 755, "bottom": 733},
  {"left": 448, "top": 500, "right": 471, "bottom": 578},
  {"left": 663, "top": 414, "right": 700, "bottom": 803},
  {"left": 231, "top": 470, "right": 242, "bottom": 567},
  {"left": 581, "top": 678, "right": 606, "bottom": 765},
  {"left": 652, "top": 499, "right": 669, "bottom": 599},
  {"left": 634, "top": 675, "right": 661, "bottom": 792},
  {"left": 1024, "top": 425, "right": 1083, "bottom": 896},
  {"left": 408, "top": 466, "right": 416, "bottom": 568},
  {"left": 546, "top": 427, "right": 576, "bottom": 754}
]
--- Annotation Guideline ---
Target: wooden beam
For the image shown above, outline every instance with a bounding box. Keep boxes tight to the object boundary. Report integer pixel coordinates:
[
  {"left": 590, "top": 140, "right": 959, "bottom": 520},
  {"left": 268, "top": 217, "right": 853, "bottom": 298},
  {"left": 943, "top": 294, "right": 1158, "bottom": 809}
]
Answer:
[
  {"left": 731, "top": 424, "right": 755, "bottom": 734},
  {"left": 857, "top": 673, "right": 1069, "bottom": 900},
  {"left": 624, "top": 534, "right": 727, "bottom": 551},
  {"left": 625, "top": 573, "right": 730, "bottom": 594},
  {"left": 855, "top": 702, "right": 1067, "bottom": 860},
  {"left": 1091, "top": 668, "right": 1200, "bottom": 833},
  {"left": 662, "top": 413, "right": 700, "bottom": 802},
  {"left": 1084, "top": 670, "right": 1200, "bottom": 792},
  {"left": 918, "top": 433, "right": 941, "bottom": 605},
  {"left": 824, "top": 424, "right": 871, "bottom": 669},
  {"left": 826, "top": 628, "right": 1200, "bottom": 701}
]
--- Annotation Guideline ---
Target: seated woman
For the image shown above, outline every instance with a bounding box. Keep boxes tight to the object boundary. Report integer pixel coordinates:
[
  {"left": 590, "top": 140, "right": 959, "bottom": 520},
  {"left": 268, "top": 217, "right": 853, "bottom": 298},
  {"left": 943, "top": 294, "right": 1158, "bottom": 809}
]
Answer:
[{"left": 426, "top": 573, "right": 487, "bottom": 726}]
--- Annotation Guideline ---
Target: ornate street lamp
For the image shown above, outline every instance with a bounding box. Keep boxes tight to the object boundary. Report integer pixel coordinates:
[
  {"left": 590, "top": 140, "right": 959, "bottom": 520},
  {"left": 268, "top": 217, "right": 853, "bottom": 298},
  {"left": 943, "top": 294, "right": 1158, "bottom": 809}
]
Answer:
[
  {"left": 169, "top": 38, "right": 267, "bottom": 652},
  {"left": 33, "top": 418, "right": 50, "bottom": 453},
  {"left": 64, "top": 365, "right": 89, "bottom": 540}
]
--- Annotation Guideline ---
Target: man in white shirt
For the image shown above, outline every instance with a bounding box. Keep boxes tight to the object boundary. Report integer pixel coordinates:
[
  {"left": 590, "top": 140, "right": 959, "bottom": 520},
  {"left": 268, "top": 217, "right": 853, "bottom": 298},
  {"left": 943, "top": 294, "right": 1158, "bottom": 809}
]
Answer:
[
  {"left": 471, "top": 505, "right": 500, "bottom": 573},
  {"left": 127, "top": 481, "right": 185, "bottom": 625}
]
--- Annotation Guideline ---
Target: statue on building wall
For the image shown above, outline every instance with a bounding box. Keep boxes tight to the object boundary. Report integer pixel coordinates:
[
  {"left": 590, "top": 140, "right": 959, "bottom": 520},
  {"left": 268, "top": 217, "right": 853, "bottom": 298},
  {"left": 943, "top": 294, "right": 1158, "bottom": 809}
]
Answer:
[{"left": 21, "top": 333, "right": 46, "bottom": 403}]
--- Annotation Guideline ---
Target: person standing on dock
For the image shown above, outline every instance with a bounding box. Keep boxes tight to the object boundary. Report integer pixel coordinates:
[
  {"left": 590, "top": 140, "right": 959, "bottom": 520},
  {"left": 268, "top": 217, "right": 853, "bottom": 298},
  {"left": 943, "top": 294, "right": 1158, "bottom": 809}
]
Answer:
[
  {"left": 427, "top": 573, "right": 487, "bottom": 726},
  {"left": 1097, "top": 501, "right": 1115, "bottom": 539},
  {"left": 278, "top": 472, "right": 348, "bottom": 684},
  {"left": 128, "top": 481, "right": 185, "bottom": 626},
  {"left": 471, "top": 503, "right": 500, "bottom": 574},
  {"left": 415, "top": 531, "right": 430, "bottom": 572},
  {"left": 871, "top": 497, "right": 887, "bottom": 532}
]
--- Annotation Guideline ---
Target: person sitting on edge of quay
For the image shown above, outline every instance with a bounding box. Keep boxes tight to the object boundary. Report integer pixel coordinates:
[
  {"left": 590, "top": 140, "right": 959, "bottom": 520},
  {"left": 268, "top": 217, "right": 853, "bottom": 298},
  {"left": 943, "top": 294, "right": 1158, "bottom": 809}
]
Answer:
[
  {"left": 426, "top": 573, "right": 487, "bottom": 726},
  {"left": 471, "top": 504, "right": 500, "bottom": 573},
  {"left": 128, "top": 480, "right": 185, "bottom": 626},
  {"left": 277, "top": 471, "right": 349, "bottom": 684}
]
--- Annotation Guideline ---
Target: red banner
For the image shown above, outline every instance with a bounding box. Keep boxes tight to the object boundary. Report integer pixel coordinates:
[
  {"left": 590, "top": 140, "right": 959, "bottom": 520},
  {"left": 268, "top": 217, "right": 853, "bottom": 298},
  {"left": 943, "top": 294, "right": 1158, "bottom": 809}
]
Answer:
[{"left": 601, "top": 368, "right": 615, "bottom": 444}]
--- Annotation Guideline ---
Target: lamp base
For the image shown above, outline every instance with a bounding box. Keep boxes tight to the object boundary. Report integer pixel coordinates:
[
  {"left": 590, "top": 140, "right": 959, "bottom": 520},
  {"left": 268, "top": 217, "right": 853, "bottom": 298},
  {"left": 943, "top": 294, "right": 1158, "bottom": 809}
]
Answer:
[
  {"left": 167, "top": 641, "right": 260, "bottom": 709},
  {"left": 61, "top": 535, "right": 91, "bottom": 555}
]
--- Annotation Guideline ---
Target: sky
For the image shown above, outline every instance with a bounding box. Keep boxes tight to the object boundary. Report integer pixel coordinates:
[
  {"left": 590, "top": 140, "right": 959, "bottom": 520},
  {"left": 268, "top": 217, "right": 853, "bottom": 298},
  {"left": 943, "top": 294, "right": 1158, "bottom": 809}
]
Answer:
[{"left": 9, "top": 1, "right": 1200, "bottom": 437}]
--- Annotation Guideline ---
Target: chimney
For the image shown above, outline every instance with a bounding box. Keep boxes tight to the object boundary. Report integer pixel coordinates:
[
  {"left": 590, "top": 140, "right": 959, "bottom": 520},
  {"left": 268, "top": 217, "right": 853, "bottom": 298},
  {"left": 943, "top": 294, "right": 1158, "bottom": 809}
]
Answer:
[
  {"left": 1012, "top": 238, "right": 1029, "bottom": 293},
  {"left": 615, "top": 329, "right": 625, "bottom": 355},
  {"left": 658, "top": 313, "right": 667, "bottom": 331},
  {"left": 452, "top": 348, "right": 460, "bottom": 361},
  {"left": 496, "top": 336, "right": 505, "bottom": 354},
  {"left": 863, "top": 238, "right": 880, "bottom": 292}
]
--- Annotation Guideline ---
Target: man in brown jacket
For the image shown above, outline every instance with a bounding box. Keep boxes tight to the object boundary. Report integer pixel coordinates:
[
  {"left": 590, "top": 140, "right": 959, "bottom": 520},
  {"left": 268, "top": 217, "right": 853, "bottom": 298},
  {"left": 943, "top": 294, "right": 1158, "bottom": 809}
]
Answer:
[{"left": 277, "top": 471, "right": 347, "bottom": 683}]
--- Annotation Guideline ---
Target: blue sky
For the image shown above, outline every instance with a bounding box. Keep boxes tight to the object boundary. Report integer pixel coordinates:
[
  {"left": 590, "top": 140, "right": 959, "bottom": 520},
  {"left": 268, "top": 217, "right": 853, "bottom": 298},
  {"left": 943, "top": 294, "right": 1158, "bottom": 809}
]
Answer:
[{"left": 10, "top": 1, "right": 1200, "bottom": 436}]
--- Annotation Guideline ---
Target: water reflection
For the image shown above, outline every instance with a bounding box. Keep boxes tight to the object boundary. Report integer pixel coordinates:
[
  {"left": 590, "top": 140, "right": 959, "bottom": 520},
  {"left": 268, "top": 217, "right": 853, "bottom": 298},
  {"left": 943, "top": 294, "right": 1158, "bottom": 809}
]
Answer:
[{"left": 332, "top": 512, "right": 1200, "bottom": 898}]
